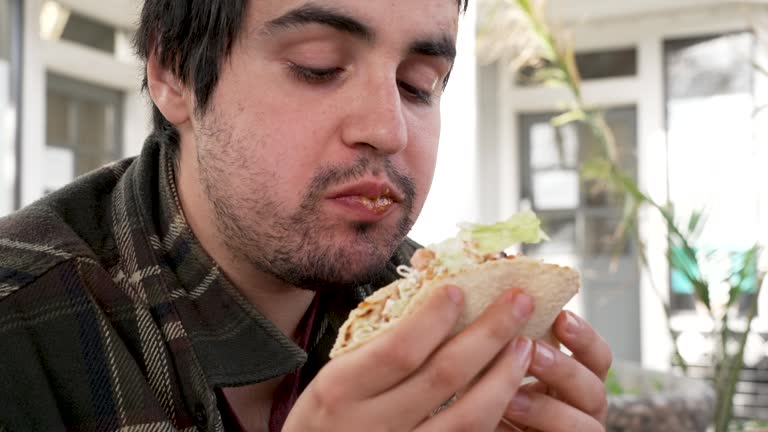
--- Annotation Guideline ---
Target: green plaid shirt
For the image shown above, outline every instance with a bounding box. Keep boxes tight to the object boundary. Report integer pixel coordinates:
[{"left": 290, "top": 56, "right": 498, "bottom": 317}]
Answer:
[{"left": 0, "top": 139, "right": 418, "bottom": 431}]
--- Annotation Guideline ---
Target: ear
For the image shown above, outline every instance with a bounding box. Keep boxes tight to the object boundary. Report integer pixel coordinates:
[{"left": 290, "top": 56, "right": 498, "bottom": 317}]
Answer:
[{"left": 146, "top": 51, "right": 191, "bottom": 125}]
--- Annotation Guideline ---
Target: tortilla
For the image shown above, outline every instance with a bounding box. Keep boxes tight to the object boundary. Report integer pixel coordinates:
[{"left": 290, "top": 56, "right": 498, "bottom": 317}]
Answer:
[{"left": 331, "top": 256, "right": 580, "bottom": 358}]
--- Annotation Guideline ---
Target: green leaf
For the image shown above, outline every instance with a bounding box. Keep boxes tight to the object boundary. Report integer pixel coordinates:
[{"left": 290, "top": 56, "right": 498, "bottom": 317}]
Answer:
[
  {"left": 551, "top": 109, "right": 586, "bottom": 127},
  {"left": 687, "top": 210, "right": 704, "bottom": 234},
  {"left": 531, "top": 67, "right": 567, "bottom": 86},
  {"left": 727, "top": 246, "right": 760, "bottom": 307},
  {"left": 581, "top": 158, "right": 613, "bottom": 181},
  {"left": 668, "top": 243, "right": 710, "bottom": 309},
  {"left": 605, "top": 369, "right": 625, "bottom": 395}
]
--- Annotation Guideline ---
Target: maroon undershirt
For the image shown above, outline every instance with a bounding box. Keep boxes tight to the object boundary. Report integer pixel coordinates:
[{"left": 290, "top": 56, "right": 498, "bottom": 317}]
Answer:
[{"left": 217, "top": 294, "right": 321, "bottom": 432}]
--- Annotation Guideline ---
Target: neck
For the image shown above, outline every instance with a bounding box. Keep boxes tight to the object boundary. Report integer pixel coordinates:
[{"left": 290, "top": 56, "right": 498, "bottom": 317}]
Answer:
[{"left": 173, "top": 139, "right": 315, "bottom": 337}]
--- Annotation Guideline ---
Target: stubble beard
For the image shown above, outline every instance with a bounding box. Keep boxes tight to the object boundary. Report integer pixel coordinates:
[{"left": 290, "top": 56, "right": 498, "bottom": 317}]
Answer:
[{"left": 195, "top": 125, "right": 417, "bottom": 292}]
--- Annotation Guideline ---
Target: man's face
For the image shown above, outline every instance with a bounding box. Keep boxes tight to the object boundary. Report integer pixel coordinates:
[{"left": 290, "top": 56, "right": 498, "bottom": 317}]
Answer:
[{"left": 187, "top": 0, "right": 459, "bottom": 290}]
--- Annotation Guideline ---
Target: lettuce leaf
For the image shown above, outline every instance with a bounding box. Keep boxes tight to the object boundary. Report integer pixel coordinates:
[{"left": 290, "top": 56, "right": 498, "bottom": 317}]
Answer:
[
  {"left": 429, "top": 211, "right": 549, "bottom": 272},
  {"left": 458, "top": 210, "right": 550, "bottom": 254}
]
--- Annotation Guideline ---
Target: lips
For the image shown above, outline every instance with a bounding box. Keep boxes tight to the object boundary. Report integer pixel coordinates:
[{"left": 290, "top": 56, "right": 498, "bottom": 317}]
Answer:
[{"left": 326, "top": 181, "right": 404, "bottom": 219}]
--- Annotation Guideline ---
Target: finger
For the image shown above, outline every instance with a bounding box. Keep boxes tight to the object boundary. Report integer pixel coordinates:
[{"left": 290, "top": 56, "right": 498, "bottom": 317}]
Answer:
[
  {"left": 526, "top": 341, "right": 607, "bottom": 420},
  {"left": 319, "top": 285, "right": 464, "bottom": 398},
  {"left": 553, "top": 311, "right": 613, "bottom": 380},
  {"left": 519, "top": 380, "right": 548, "bottom": 395},
  {"left": 496, "top": 418, "right": 529, "bottom": 432},
  {"left": 415, "top": 336, "right": 534, "bottom": 432},
  {"left": 377, "top": 289, "right": 534, "bottom": 426},
  {"left": 504, "top": 390, "right": 604, "bottom": 432}
]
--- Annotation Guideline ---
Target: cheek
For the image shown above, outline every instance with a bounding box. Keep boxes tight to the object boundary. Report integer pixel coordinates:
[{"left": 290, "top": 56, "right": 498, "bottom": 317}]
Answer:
[
  {"left": 406, "top": 117, "right": 441, "bottom": 204},
  {"left": 215, "top": 103, "right": 328, "bottom": 206}
]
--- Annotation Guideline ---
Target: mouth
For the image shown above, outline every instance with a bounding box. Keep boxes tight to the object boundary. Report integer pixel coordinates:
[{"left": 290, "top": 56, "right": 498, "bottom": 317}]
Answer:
[
  {"left": 326, "top": 181, "right": 404, "bottom": 220},
  {"left": 355, "top": 195, "right": 395, "bottom": 214}
]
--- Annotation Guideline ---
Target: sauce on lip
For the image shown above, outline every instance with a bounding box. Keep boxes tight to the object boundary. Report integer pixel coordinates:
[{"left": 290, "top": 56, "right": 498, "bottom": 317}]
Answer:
[{"left": 358, "top": 196, "right": 395, "bottom": 214}]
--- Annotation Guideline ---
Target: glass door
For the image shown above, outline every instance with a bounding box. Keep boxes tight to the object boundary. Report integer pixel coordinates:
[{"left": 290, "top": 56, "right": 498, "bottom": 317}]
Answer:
[{"left": 518, "top": 106, "right": 641, "bottom": 362}]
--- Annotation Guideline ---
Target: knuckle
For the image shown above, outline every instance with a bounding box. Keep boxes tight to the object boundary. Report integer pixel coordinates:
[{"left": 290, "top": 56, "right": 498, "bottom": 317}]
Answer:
[
  {"left": 484, "top": 314, "right": 516, "bottom": 344},
  {"left": 586, "top": 385, "right": 608, "bottom": 417},
  {"left": 307, "top": 380, "right": 344, "bottom": 417},
  {"left": 380, "top": 344, "right": 422, "bottom": 375},
  {"left": 427, "top": 359, "right": 465, "bottom": 390}
]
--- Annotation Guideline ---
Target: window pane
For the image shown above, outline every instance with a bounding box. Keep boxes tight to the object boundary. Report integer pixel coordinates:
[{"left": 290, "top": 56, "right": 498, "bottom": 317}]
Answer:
[
  {"left": 39, "top": 3, "right": 116, "bottom": 54},
  {"left": 530, "top": 122, "right": 579, "bottom": 170},
  {"left": 667, "top": 34, "right": 752, "bottom": 99},
  {"left": 580, "top": 107, "right": 638, "bottom": 208},
  {"left": 0, "top": 0, "right": 9, "bottom": 61},
  {"left": 520, "top": 106, "right": 636, "bottom": 210},
  {"left": 575, "top": 48, "right": 637, "bottom": 80},
  {"left": 518, "top": 47, "right": 637, "bottom": 85},
  {"left": 584, "top": 214, "right": 630, "bottom": 256},
  {"left": 60, "top": 11, "right": 115, "bottom": 54},
  {"left": 46, "top": 90, "right": 72, "bottom": 146},
  {"left": 45, "top": 74, "right": 122, "bottom": 191},
  {"left": 532, "top": 170, "right": 579, "bottom": 209},
  {"left": 77, "top": 99, "right": 115, "bottom": 174}
]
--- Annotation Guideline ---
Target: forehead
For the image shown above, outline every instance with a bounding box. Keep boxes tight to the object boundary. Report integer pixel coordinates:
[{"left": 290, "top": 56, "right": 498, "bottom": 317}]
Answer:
[{"left": 247, "top": 0, "right": 460, "bottom": 41}]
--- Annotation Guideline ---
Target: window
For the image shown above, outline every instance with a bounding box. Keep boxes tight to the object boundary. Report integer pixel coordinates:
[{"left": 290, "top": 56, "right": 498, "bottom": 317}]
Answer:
[
  {"left": 39, "top": 1, "right": 117, "bottom": 54},
  {"left": 664, "top": 33, "right": 760, "bottom": 312},
  {"left": 0, "top": 0, "right": 21, "bottom": 216},
  {"left": 519, "top": 106, "right": 641, "bottom": 362},
  {"left": 45, "top": 73, "right": 123, "bottom": 193},
  {"left": 0, "top": 0, "right": 10, "bottom": 62},
  {"left": 517, "top": 47, "right": 637, "bottom": 85}
]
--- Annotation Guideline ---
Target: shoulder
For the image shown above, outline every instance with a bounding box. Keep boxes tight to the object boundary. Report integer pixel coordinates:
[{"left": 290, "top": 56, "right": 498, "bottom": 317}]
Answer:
[{"left": 0, "top": 159, "right": 133, "bottom": 300}]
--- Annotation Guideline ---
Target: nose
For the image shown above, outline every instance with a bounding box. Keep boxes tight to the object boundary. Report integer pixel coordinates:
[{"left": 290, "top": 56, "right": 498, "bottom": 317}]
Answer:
[{"left": 340, "top": 75, "right": 408, "bottom": 155}]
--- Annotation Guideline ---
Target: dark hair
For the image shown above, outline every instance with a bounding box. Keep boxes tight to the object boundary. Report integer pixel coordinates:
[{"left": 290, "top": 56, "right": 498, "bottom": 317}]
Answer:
[{"left": 133, "top": 1, "right": 469, "bottom": 146}]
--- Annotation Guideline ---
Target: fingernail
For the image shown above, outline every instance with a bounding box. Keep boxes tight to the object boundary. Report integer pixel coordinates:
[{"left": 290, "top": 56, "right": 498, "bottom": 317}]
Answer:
[
  {"left": 508, "top": 291, "right": 534, "bottom": 319},
  {"left": 532, "top": 343, "right": 555, "bottom": 370},
  {"left": 513, "top": 337, "right": 533, "bottom": 364},
  {"left": 564, "top": 311, "right": 581, "bottom": 336},
  {"left": 508, "top": 392, "right": 531, "bottom": 414},
  {"left": 446, "top": 286, "right": 463, "bottom": 305}
]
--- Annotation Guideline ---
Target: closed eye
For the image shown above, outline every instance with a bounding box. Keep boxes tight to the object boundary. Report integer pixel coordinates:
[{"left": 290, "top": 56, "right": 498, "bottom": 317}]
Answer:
[
  {"left": 289, "top": 64, "right": 344, "bottom": 84},
  {"left": 288, "top": 64, "right": 434, "bottom": 105},
  {"left": 398, "top": 80, "right": 433, "bottom": 105}
]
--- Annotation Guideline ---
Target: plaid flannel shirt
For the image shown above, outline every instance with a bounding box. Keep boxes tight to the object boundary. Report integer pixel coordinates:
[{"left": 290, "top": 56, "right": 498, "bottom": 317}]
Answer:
[{"left": 0, "top": 138, "right": 419, "bottom": 431}]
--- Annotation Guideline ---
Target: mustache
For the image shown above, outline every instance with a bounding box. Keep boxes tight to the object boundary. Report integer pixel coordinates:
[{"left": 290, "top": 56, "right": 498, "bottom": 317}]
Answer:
[{"left": 303, "top": 157, "right": 416, "bottom": 208}]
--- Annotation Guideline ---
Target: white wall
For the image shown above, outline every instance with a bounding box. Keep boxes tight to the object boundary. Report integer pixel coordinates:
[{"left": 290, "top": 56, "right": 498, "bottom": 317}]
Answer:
[{"left": 409, "top": 1, "right": 479, "bottom": 246}]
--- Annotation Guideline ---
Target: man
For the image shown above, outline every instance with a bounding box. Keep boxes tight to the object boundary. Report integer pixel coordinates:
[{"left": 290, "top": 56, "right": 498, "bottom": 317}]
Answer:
[{"left": 0, "top": 0, "right": 611, "bottom": 431}]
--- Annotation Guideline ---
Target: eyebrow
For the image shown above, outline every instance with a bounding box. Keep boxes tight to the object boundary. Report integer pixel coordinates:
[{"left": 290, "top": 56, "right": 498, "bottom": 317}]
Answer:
[
  {"left": 264, "top": 2, "right": 457, "bottom": 65},
  {"left": 264, "top": 3, "right": 374, "bottom": 42},
  {"left": 410, "top": 36, "right": 457, "bottom": 65}
]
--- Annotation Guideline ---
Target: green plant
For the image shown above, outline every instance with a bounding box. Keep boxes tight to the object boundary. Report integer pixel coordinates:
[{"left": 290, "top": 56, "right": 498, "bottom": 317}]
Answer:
[{"left": 477, "top": 1, "right": 765, "bottom": 430}]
